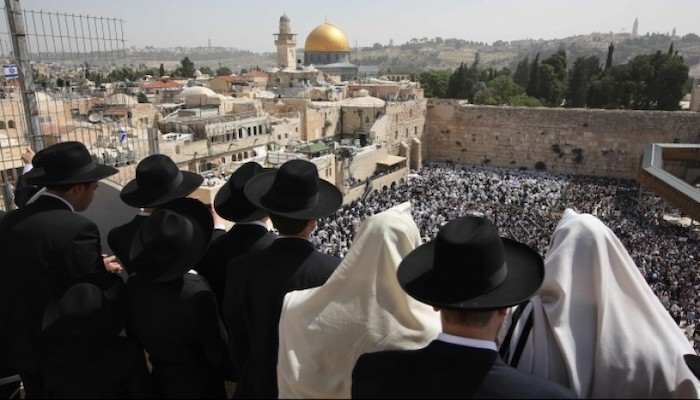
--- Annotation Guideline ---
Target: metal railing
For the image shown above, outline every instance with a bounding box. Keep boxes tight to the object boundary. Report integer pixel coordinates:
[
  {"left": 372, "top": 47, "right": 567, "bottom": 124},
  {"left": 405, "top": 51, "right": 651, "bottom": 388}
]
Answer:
[{"left": 0, "top": 2, "right": 153, "bottom": 211}]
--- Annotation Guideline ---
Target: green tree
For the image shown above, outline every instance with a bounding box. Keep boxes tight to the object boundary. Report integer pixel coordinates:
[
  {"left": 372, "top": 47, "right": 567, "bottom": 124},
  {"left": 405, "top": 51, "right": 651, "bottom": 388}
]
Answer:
[
  {"left": 199, "top": 66, "right": 214, "bottom": 76},
  {"left": 446, "top": 54, "right": 481, "bottom": 101},
  {"left": 526, "top": 53, "right": 540, "bottom": 98},
  {"left": 588, "top": 64, "right": 634, "bottom": 109},
  {"left": 650, "top": 50, "right": 688, "bottom": 110},
  {"left": 446, "top": 62, "right": 470, "bottom": 99},
  {"left": 106, "top": 67, "right": 140, "bottom": 82},
  {"left": 473, "top": 88, "right": 498, "bottom": 105},
  {"left": 177, "top": 57, "right": 196, "bottom": 78},
  {"left": 142, "top": 67, "right": 159, "bottom": 77},
  {"left": 136, "top": 92, "right": 149, "bottom": 103},
  {"left": 565, "top": 56, "right": 601, "bottom": 107},
  {"left": 605, "top": 42, "right": 614, "bottom": 69},
  {"left": 526, "top": 51, "right": 567, "bottom": 106},
  {"left": 486, "top": 75, "right": 524, "bottom": 104},
  {"left": 418, "top": 70, "right": 450, "bottom": 98},
  {"left": 542, "top": 50, "right": 567, "bottom": 83},
  {"left": 509, "top": 94, "right": 543, "bottom": 107},
  {"left": 159, "top": 63, "right": 165, "bottom": 77},
  {"left": 513, "top": 56, "right": 530, "bottom": 88},
  {"left": 216, "top": 66, "right": 233, "bottom": 76}
]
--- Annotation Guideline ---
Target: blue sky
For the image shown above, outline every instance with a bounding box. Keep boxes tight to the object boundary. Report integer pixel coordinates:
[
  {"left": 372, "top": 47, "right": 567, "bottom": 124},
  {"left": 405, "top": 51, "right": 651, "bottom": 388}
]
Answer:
[{"left": 17, "top": 0, "right": 699, "bottom": 52}]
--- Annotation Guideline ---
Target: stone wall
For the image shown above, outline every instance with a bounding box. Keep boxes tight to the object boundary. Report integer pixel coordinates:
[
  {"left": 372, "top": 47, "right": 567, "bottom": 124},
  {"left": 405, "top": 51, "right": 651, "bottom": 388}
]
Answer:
[
  {"left": 424, "top": 101, "right": 700, "bottom": 179},
  {"left": 381, "top": 100, "right": 427, "bottom": 155}
]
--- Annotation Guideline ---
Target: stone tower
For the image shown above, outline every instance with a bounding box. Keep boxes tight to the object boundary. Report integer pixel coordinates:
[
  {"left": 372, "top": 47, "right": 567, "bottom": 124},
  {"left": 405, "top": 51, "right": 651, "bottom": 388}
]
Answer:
[
  {"left": 632, "top": 17, "right": 638, "bottom": 37},
  {"left": 275, "top": 13, "right": 297, "bottom": 69}
]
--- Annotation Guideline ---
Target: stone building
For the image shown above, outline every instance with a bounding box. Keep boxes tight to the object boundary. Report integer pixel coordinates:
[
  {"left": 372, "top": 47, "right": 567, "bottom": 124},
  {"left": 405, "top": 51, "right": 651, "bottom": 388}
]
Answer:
[
  {"left": 299, "top": 18, "right": 377, "bottom": 81},
  {"left": 275, "top": 13, "right": 297, "bottom": 69}
]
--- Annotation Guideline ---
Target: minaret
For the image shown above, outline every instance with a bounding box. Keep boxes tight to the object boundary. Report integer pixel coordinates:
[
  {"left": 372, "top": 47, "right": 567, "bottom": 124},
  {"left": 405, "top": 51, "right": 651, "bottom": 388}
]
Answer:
[
  {"left": 632, "top": 17, "right": 638, "bottom": 37},
  {"left": 274, "top": 13, "right": 297, "bottom": 69}
]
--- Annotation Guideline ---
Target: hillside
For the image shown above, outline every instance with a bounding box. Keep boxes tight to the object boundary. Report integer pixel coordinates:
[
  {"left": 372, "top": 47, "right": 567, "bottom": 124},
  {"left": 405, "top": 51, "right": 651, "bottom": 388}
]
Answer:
[{"left": 128, "top": 32, "right": 700, "bottom": 78}]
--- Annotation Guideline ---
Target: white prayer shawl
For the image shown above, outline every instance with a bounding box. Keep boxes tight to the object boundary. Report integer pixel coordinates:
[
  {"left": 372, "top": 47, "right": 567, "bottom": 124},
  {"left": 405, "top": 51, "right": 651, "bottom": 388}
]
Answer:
[
  {"left": 501, "top": 208, "right": 700, "bottom": 398},
  {"left": 277, "top": 202, "right": 441, "bottom": 399}
]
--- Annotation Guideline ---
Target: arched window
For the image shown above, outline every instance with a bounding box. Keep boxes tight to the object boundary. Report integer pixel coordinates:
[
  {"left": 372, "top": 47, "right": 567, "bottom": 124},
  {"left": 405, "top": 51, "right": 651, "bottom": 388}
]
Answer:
[
  {"left": 7, "top": 120, "right": 15, "bottom": 129},
  {"left": 0, "top": 121, "right": 6, "bottom": 129}
]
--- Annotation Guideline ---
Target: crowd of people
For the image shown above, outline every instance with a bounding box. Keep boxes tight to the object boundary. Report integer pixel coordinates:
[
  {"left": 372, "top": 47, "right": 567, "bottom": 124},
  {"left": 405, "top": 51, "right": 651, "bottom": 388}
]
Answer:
[
  {"left": 313, "top": 161, "right": 700, "bottom": 346},
  {"left": 2, "top": 141, "right": 699, "bottom": 398}
]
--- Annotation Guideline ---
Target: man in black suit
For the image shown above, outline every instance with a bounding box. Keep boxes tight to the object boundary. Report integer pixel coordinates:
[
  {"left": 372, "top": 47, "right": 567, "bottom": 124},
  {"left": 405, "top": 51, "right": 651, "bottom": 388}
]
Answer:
[
  {"left": 197, "top": 161, "right": 277, "bottom": 313},
  {"left": 126, "top": 198, "right": 230, "bottom": 398},
  {"left": 41, "top": 270, "right": 152, "bottom": 398},
  {"left": 223, "top": 158, "right": 343, "bottom": 398},
  {"left": 351, "top": 216, "right": 577, "bottom": 399},
  {"left": 107, "top": 154, "right": 203, "bottom": 275},
  {"left": 0, "top": 141, "right": 119, "bottom": 398}
]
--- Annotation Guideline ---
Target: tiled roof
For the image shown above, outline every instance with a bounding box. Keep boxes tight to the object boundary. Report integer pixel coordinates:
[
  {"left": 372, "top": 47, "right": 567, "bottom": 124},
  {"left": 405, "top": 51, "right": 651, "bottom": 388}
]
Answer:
[
  {"left": 214, "top": 75, "right": 247, "bottom": 83},
  {"left": 143, "top": 80, "right": 184, "bottom": 89}
]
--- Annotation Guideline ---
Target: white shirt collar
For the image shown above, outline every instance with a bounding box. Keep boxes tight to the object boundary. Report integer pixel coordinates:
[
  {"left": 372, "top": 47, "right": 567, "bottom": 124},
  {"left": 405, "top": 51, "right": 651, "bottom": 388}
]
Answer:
[{"left": 437, "top": 332, "right": 498, "bottom": 351}]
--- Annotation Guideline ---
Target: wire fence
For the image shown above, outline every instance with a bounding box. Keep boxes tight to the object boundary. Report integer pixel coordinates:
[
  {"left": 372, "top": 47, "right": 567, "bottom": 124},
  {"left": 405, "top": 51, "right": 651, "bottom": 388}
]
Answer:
[{"left": 0, "top": 4, "right": 157, "bottom": 211}]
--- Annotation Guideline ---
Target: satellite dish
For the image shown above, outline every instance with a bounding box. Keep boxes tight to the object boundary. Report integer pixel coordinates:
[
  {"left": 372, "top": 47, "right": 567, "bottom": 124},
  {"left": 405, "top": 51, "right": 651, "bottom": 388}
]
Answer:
[{"left": 27, "top": 178, "right": 137, "bottom": 255}]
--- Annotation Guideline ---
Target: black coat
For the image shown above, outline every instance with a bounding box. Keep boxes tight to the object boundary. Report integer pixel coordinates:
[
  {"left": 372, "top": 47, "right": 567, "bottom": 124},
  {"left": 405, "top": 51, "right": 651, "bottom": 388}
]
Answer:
[
  {"left": 42, "top": 329, "right": 152, "bottom": 399},
  {"left": 197, "top": 223, "right": 276, "bottom": 310},
  {"left": 351, "top": 340, "right": 577, "bottom": 399},
  {"left": 127, "top": 273, "right": 230, "bottom": 399},
  {"left": 0, "top": 195, "right": 104, "bottom": 390},
  {"left": 222, "top": 238, "right": 340, "bottom": 398}
]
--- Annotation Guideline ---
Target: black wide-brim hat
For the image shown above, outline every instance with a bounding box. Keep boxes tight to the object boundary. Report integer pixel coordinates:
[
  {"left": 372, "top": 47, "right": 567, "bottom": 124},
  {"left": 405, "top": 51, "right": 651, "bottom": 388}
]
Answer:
[
  {"left": 129, "top": 197, "right": 213, "bottom": 283},
  {"left": 120, "top": 154, "right": 203, "bottom": 208},
  {"left": 397, "top": 215, "right": 544, "bottom": 310},
  {"left": 214, "top": 161, "right": 270, "bottom": 222},
  {"left": 684, "top": 354, "right": 700, "bottom": 380},
  {"left": 244, "top": 159, "right": 342, "bottom": 220},
  {"left": 42, "top": 270, "right": 127, "bottom": 338},
  {"left": 24, "top": 141, "right": 118, "bottom": 186}
]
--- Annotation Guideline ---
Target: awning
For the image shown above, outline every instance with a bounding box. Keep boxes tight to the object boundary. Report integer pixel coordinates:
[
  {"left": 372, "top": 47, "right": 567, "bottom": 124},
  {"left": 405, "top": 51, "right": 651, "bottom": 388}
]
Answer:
[{"left": 377, "top": 154, "right": 406, "bottom": 167}]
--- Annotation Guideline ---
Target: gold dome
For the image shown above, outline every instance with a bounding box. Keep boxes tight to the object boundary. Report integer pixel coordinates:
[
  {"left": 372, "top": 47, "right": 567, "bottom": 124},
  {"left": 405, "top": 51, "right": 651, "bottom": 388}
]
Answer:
[{"left": 304, "top": 23, "right": 350, "bottom": 52}]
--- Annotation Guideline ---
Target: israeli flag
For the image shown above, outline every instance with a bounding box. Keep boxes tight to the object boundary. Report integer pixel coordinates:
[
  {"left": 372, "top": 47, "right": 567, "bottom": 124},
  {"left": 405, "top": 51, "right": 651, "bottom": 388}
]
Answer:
[{"left": 118, "top": 125, "right": 127, "bottom": 143}]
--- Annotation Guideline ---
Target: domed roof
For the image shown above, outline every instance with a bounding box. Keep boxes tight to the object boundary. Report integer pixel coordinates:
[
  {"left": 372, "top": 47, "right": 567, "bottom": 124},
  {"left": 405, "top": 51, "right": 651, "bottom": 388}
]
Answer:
[
  {"left": 280, "top": 13, "right": 289, "bottom": 22},
  {"left": 304, "top": 22, "right": 350, "bottom": 52}
]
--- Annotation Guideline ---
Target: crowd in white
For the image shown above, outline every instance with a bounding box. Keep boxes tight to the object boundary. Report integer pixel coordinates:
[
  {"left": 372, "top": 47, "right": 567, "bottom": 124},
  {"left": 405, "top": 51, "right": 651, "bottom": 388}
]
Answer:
[{"left": 312, "top": 161, "right": 700, "bottom": 346}]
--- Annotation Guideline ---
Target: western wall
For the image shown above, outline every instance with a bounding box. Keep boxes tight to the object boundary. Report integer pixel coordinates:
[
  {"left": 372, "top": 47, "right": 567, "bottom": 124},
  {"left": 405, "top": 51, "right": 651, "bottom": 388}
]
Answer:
[{"left": 423, "top": 100, "right": 700, "bottom": 179}]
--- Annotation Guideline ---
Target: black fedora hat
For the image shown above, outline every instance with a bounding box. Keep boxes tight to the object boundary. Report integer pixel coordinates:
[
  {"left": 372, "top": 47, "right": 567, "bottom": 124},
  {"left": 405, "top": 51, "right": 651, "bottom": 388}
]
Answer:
[
  {"left": 24, "top": 141, "right": 118, "bottom": 186},
  {"left": 397, "top": 216, "right": 544, "bottom": 310},
  {"left": 214, "top": 161, "right": 270, "bottom": 222},
  {"left": 244, "top": 159, "right": 342, "bottom": 220},
  {"left": 42, "top": 271, "right": 127, "bottom": 338},
  {"left": 120, "top": 154, "right": 203, "bottom": 208},
  {"left": 684, "top": 354, "right": 700, "bottom": 380},
  {"left": 129, "top": 197, "right": 213, "bottom": 282}
]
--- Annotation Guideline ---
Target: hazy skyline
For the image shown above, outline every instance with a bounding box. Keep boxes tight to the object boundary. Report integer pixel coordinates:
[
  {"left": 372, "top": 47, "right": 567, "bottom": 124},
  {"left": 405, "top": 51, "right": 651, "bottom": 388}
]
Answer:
[{"left": 17, "top": 0, "right": 699, "bottom": 53}]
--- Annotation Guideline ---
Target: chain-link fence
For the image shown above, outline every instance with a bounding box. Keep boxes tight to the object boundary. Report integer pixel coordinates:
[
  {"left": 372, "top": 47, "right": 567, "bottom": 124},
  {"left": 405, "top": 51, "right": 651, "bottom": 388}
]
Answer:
[{"left": 0, "top": 1, "right": 157, "bottom": 212}]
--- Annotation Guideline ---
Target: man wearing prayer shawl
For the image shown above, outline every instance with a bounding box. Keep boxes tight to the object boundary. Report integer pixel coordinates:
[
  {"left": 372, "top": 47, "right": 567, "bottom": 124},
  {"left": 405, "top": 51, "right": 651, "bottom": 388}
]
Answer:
[
  {"left": 277, "top": 202, "right": 441, "bottom": 399},
  {"left": 499, "top": 208, "right": 700, "bottom": 398}
]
